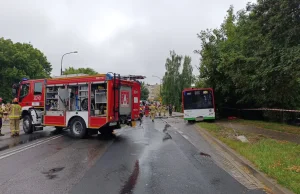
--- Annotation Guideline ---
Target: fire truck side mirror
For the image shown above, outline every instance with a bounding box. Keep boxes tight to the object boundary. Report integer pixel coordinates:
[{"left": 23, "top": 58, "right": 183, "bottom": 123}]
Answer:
[{"left": 12, "top": 88, "right": 17, "bottom": 96}]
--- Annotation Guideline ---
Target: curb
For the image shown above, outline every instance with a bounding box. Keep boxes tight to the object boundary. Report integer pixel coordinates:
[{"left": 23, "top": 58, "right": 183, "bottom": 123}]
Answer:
[{"left": 195, "top": 124, "right": 294, "bottom": 194}]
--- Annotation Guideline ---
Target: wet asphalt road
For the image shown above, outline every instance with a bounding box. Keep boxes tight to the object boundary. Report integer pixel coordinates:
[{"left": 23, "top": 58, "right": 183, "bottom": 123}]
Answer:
[{"left": 0, "top": 118, "right": 266, "bottom": 194}]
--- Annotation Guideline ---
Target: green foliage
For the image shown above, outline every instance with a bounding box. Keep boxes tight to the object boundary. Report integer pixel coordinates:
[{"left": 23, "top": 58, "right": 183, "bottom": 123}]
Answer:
[
  {"left": 162, "top": 51, "right": 193, "bottom": 111},
  {"left": 195, "top": 1, "right": 300, "bottom": 109},
  {"left": 0, "top": 37, "right": 52, "bottom": 101},
  {"left": 64, "top": 67, "right": 98, "bottom": 75},
  {"left": 198, "top": 122, "right": 300, "bottom": 194},
  {"left": 140, "top": 82, "right": 149, "bottom": 100}
]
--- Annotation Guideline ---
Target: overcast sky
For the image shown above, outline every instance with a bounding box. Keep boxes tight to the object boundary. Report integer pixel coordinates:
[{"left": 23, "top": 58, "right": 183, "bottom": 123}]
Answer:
[{"left": 0, "top": 0, "right": 253, "bottom": 84}]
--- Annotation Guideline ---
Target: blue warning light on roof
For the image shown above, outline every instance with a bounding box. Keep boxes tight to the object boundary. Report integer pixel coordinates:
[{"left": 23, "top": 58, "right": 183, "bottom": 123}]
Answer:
[
  {"left": 105, "top": 73, "right": 113, "bottom": 80},
  {"left": 22, "top": 78, "right": 28, "bottom": 81}
]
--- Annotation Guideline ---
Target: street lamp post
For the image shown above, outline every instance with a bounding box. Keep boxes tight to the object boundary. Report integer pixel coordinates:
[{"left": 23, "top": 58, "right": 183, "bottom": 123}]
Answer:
[
  {"left": 152, "top": 75, "right": 162, "bottom": 97},
  {"left": 60, "top": 51, "right": 78, "bottom": 75}
]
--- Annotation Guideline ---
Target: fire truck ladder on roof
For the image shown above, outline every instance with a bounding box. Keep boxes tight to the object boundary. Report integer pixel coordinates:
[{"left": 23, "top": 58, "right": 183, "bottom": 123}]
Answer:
[
  {"left": 120, "top": 75, "right": 146, "bottom": 80},
  {"left": 52, "top": 74, "right": 89, "bottom": 78}
]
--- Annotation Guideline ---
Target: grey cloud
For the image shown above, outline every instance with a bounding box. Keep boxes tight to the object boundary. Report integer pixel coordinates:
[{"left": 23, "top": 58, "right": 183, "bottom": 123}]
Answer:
[{"left": 0, "top": 0, "right": 253, "bottom": 84}]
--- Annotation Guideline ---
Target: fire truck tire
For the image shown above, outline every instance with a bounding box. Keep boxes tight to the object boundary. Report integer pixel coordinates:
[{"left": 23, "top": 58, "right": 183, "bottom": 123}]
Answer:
[
  {"left": 23, "top": 115, "right": 33, "bottom": 134},
  {"left": 98, "top": 128, "right": 114, "bottom": 135},
  {"left": 70, "top": 117, "right": 87, "bottom": 139}
]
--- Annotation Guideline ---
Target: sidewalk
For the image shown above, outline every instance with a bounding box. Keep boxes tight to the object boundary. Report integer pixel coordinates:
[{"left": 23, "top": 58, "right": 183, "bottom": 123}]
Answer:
[
  {"left": 154, "top": 112, "right": 183, "bottom": 119},
  {"left": 217, "top": 121, "right": 300, "bottom": 144}
]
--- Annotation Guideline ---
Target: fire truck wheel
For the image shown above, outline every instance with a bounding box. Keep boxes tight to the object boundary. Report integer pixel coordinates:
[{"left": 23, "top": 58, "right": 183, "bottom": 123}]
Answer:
[
  {"left": 98, "top": 128, "right": 114, "bottom": 136},
  {"left": 70, "top": 117, "right": 87, "bottom": 139},
  {"left": 23, "top": 115, "right": 33, "bottom": 134}
]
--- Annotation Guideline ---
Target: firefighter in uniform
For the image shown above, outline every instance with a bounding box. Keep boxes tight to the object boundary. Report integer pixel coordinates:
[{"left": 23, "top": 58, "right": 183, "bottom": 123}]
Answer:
[
  {"left": 157, "top": 105, "right": 162, "bottom": 117},
  {"left": 4, "top": 102, "right": 11, "bottom": 122},
  {"left": 149, "top": 103, "right": 156, "bottom": 122},
  {"left": 0, "top": 98, "right": 4, "bottom": 136},
  {"left": 9, "top": 98, "right": 22, "bottom": 137},
  {"left": 162, "top": 105, "right": 167, "bottom": 117}
]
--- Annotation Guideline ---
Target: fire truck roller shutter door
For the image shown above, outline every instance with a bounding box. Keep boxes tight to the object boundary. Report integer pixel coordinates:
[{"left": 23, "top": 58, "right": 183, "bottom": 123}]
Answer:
[{"left": 119, "top": 86, "right": 132, "bottom": 117}]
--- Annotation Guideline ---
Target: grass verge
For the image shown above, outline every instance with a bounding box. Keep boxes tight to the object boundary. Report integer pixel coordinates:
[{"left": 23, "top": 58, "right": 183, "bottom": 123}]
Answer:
[
  {"left": 232, "top": 119, "right": 300, "bottom": 135},
  {"left": 198, "top": 122, "right": 300, "bottom": 194}
]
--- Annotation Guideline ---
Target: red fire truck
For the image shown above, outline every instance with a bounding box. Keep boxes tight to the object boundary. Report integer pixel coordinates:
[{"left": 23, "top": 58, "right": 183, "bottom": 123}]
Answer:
[{"left": 12, "top": 73, "right": 145, "bottom": 138}]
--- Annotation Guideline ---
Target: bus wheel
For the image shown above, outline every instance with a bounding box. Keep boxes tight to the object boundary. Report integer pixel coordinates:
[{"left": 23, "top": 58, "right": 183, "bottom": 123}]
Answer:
[
  {"left": 188, "top": 120, "right": 194, "bottom": 124},
  {"left": 23, "top": 115, "right": 33, "bottom": 134},
  {"left": 70, "top": 117, "right": 87, "bottom": 139}
]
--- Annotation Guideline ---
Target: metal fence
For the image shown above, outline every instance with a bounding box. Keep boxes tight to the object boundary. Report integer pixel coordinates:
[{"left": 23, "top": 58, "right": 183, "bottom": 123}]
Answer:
[{"left": 219, "top": 107, "right": 300, "bottom": 126}]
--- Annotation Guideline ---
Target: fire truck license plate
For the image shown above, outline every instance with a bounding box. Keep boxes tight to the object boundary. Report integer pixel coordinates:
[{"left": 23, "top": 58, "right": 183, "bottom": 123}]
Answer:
[{"left": 109, "top": 122, "right": 117, "bottom": 126}]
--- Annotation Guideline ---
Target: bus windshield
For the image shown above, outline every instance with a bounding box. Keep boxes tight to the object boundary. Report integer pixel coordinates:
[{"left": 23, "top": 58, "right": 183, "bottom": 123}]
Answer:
[{"left": 183, "top": 90, "right": 213, "bottom": 110}]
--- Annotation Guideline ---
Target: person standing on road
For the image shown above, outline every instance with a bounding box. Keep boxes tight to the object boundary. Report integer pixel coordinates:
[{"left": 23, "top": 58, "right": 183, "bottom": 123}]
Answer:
[
  {"left": 168, "top": 104, "right": 173, "bottom": 116},
  {"left": 149, "top": 103, "right": 156, "bottom": 122},
  {"left": 0, "top": 98, "right": 4, "bottom": 136},
  {"left": 8, "top": 98, "right": 22, "bottom": 137},
  {"left": 4, "top": 102, "right": 11, "bottom": 122},
  {"left": 157, "top": 105, "right": 162, "bottom": 117},
  {"left": 162, "top": 105, "right": 167, "bottom": 117}
]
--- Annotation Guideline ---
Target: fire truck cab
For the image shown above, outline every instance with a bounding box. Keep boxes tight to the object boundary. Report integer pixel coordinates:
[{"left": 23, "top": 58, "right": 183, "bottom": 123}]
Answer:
[{"left": 12, "top": 73, "right": 145, "bottom": 138}]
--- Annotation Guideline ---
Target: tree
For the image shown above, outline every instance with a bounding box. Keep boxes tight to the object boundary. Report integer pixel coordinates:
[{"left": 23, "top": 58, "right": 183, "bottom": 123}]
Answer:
[
  {"left": 64, "top": 67, "right": 98, "bottom": 75},
  {"left": 0, "top": 38, "right": 52, "bottom": 101},
  {"left": 179, "top": 56, "right": 193, "bottom": 103},
  {"left": 195, "top": 1, "right": 300, "bottom": 109},
  {"left": 162, "top": 51, "right": 193, "bottom": 111},
  {"left": 140, "top": 82, "right": 149, "bottom": 100}
]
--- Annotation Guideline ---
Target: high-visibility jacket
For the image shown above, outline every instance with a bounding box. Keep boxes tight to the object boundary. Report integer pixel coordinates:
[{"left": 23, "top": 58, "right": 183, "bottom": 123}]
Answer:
[
  {"left": 0, "top": 106, "right": 3, "bottom": 118},
  {"left": 9, "top": 103, "right": 22, "bottom": 119},
  {"left": 149, "top": 105, "right": 156, "bottom": 113},
  {"left": 5, "top": 104, "right": 11, "bottom": 113}
]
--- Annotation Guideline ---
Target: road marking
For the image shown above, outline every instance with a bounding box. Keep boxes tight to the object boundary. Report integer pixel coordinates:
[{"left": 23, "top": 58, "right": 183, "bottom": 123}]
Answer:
[
  {"left": 178, "top": 131, "right": 183, "bottom": 134},
  {"left": 0, "top": 135, "right": 63, "bottom": 160},
  {"left": 183, "top": 135, "right": 189, "bottom": 140},
  {"left": 0, "top": 135, "right": 62, "bottom": 157}
]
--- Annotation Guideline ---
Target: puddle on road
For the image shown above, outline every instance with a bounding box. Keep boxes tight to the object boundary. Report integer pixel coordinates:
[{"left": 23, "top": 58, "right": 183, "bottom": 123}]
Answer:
[
  {"left": 163, "top": 123, "right": 171, "bottom": 133},
  {"left": 120, "top": 160, "right": 140, "bottom": 194},
  {"left": 200, "top": 152, "right": 211, "bottom": 158},
  {"left": 162, "top": 133, "right": 172, "bottom": 141},
  {"left": 42, "top": 167, "right": 65, "bottom": 179},
  {"left": 210, "top": 178, "right": 221, "bottom": 186},
  {"left": 0, "top": 130, "right": 61, "bottom": 152},
  {"left": 7, "top": 133, "right": 48, "bottom": 148},
  {"left": 162, "top": 124, "right": 172, "bottom": 142}
]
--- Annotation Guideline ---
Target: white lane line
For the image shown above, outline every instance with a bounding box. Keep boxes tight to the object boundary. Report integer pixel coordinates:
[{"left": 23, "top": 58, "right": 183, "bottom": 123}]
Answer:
[
  {"left": 0, "top": 135, "right": 63, "bottom": 160},
  {"left": 183, "top": 135, "right": 189, "bottom": 140},
  {"left": 178, "top": 131, "right": 183, "bottom": 134},
  {"left": 0, "top": 135, "right": 62, "bottom": 157}
]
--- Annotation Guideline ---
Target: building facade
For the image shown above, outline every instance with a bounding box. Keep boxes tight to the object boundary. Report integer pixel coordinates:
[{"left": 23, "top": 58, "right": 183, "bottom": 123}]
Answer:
[{"left": 146, "top": 83, "right": 160, "bottom": 101}]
